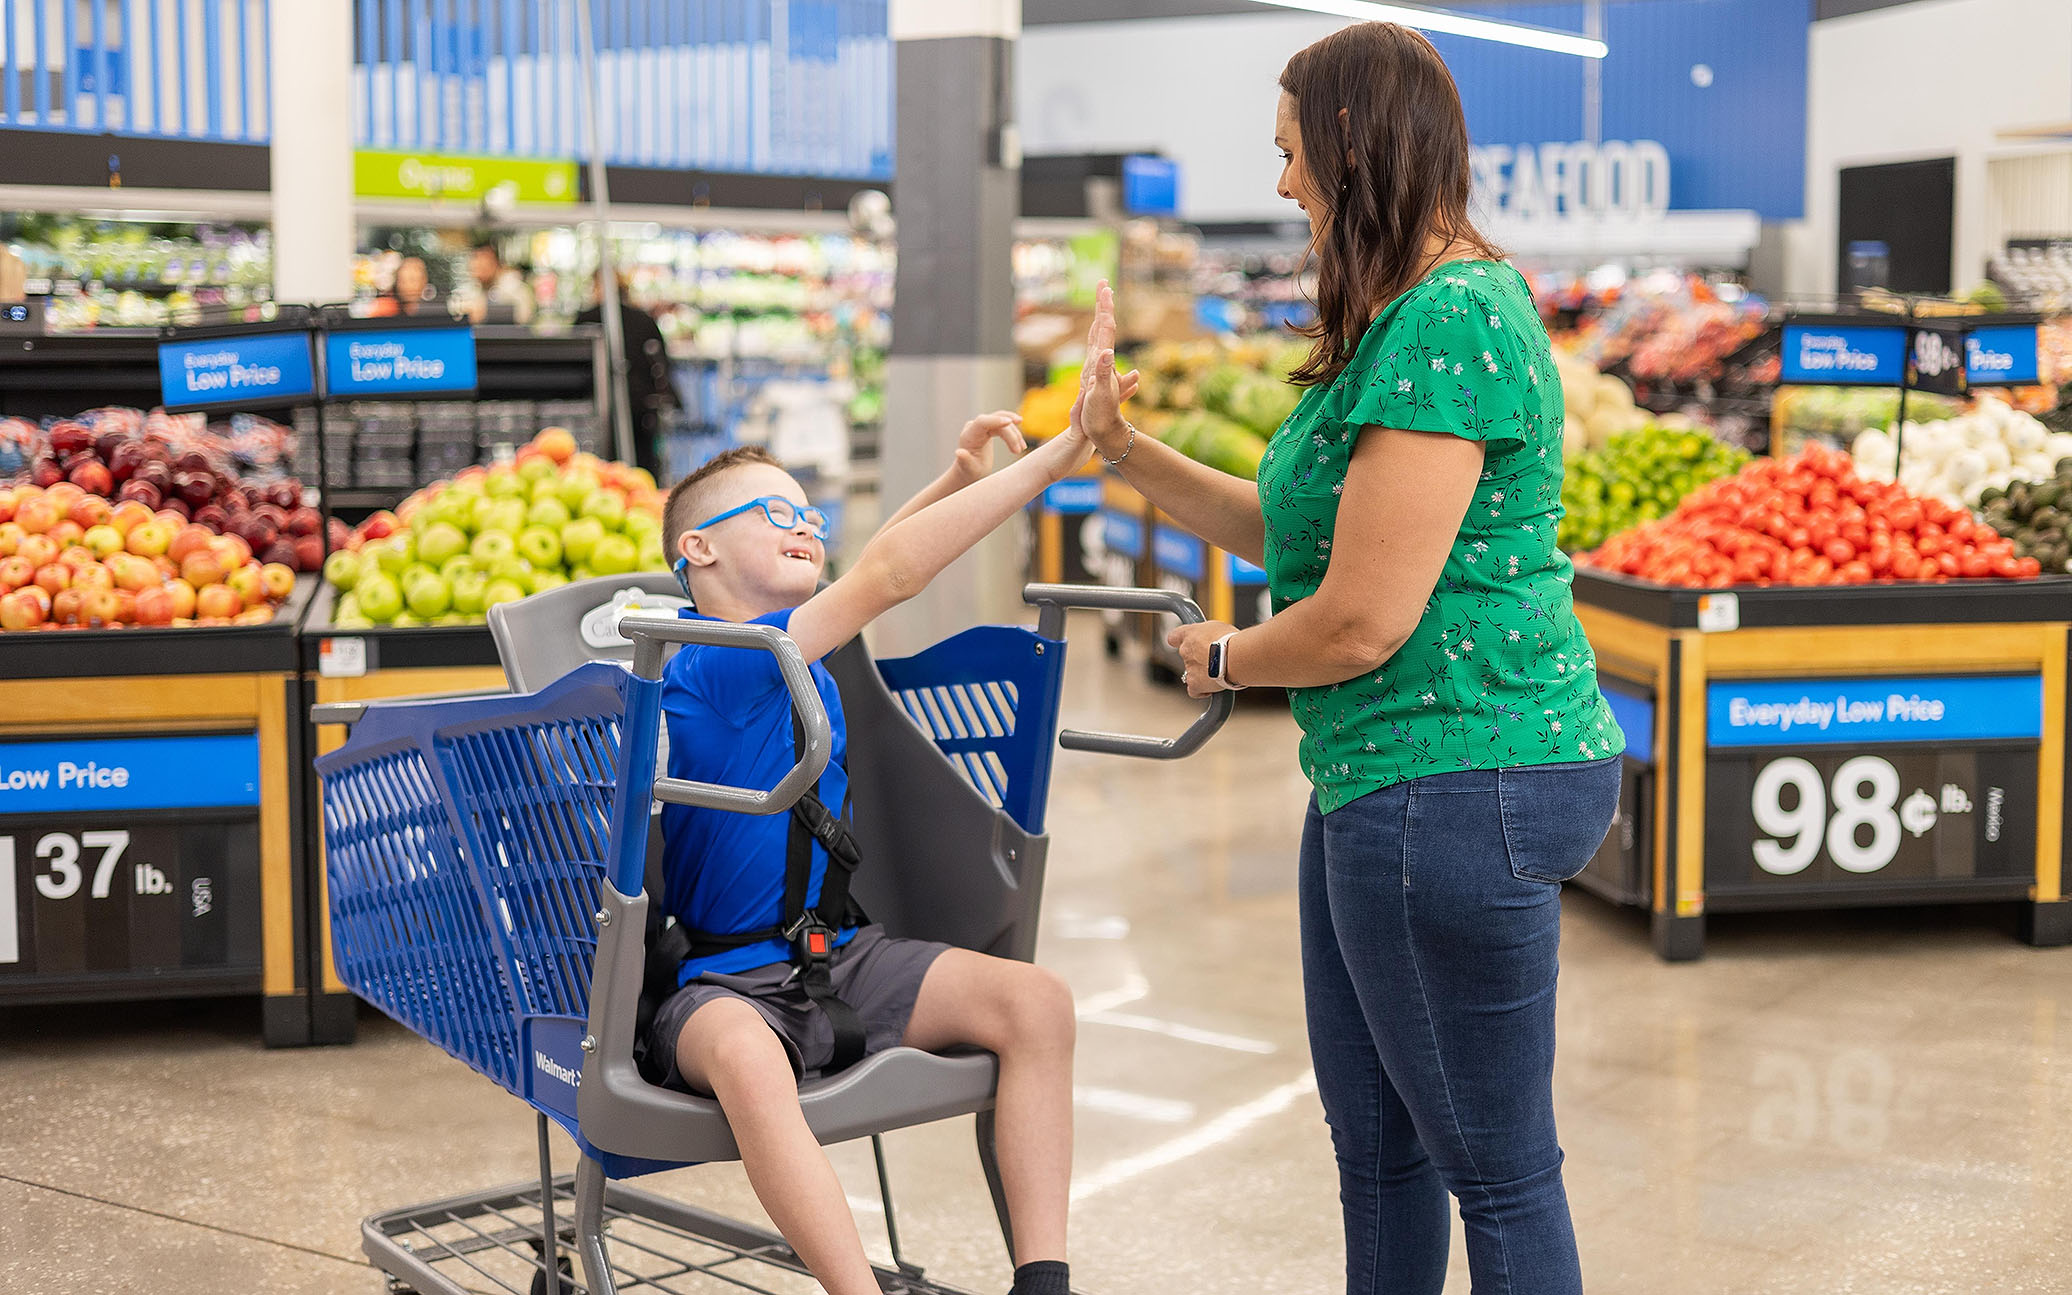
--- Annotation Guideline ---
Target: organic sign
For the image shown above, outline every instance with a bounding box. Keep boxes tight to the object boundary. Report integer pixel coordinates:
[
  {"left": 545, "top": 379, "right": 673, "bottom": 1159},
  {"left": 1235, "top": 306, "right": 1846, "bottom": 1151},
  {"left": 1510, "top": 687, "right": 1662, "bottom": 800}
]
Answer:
[{"left": 353, "top": 150, "right": 579, "bottom": 205}]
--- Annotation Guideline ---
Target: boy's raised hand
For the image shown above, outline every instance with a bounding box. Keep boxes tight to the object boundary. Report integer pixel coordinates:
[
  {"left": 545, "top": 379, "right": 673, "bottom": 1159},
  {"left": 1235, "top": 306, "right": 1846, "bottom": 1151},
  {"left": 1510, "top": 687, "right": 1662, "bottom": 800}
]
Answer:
[{"left": 953, "top": 410, "right": 1027, "bottom": 481}]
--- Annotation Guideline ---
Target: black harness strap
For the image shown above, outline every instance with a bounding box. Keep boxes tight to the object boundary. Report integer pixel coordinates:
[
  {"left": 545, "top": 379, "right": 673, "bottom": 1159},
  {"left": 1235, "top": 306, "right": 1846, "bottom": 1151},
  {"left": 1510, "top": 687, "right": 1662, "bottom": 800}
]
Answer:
[{"left": 669, "top": 703, "right": 868, "bottom": 1073}]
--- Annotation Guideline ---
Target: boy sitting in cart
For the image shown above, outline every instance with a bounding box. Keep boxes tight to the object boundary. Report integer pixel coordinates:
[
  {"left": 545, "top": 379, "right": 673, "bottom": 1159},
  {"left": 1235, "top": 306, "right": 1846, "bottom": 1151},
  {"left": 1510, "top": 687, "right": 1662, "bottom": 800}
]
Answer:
[{"left": 651, "top": 361, "right": 1131, "bottom": 1295}]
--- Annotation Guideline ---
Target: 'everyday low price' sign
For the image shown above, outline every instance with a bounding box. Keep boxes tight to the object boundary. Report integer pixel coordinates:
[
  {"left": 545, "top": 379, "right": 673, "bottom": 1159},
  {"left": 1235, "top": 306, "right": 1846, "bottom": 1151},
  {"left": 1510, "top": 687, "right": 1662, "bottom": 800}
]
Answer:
[
  {"left": 157, "top": 332, "right": 317, "bottom": 410},
  {"left": 324, "top": 325, "right": 478, "bottom": 398},
  {"left": 1780, "top": 324, "right": 1906, "bottom": 386},
  {"left": 1966, "top": 324, "right": 2040, "bottom": 385}
]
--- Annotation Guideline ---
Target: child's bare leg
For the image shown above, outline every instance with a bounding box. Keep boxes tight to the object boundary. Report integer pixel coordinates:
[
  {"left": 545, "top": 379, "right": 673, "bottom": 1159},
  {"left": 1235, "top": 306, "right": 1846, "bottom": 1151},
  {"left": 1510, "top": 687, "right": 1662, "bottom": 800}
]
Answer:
[
  {"left": 902, "top": 950, "right": 1078, "bottom": 1264},
  {"left": 678, "top": 998, "right": 879, "bottom": 1295}
]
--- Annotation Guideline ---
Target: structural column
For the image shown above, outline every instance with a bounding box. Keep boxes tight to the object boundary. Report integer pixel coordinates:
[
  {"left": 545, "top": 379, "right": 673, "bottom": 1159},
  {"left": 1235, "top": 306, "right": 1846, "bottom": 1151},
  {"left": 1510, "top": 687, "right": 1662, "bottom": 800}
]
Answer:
[
  {"left": 268, "top": 0, "right": 356, "bottom": 306},
  {"left": 877, "top": 0, "right": 1023, "bottom": 654}
]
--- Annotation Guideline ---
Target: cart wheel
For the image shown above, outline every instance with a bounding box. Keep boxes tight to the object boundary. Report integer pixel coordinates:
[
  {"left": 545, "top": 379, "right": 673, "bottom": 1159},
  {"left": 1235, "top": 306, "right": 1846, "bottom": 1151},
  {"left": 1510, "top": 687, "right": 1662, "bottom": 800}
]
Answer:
[
  {"left": 528, "top": 1247, "right": 577, "bottom": 1295},
  {"left": 1104, "top": 632, "right": 1121, "bottom": 658}
]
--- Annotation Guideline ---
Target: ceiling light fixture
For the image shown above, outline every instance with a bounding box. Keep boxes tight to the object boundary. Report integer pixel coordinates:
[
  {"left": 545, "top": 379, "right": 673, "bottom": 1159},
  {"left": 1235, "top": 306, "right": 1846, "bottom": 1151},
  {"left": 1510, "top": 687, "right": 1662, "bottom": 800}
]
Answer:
[{"left": 1248, "top": 0, "right": 1608, "bottom": 59}]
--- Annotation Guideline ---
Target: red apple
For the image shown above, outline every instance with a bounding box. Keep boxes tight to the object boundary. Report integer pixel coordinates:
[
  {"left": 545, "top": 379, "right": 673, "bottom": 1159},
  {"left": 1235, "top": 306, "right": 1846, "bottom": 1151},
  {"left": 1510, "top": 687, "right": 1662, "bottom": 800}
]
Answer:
[
  {"left": 0, "top": 588, "right": 49, "bottom": 630},
  {"left": 360, "top": 511, "right": 399, "bottom": 541},
  {"left": 125, "top": 521, "right": 172, "bottom": 558},
  {"left": 224, "top": 563, "right": 265, "bottom": 609},
  {"left": 68, "top": 460, "right": 114, "bottom": 497},
  {"left": 0, "top": 487, "right": 18, "bottom": 524},
  {"left": 109, "top": 441, "right": 147, "bottom": 483},
  {"left": 285, "top": 506, "right": 323, "bottom": 537},
  {"left": 154, "top": 508, "right": 185, "bottom": 530},
  {"left": 109, "top": 554, "right": 159, "bottom": 592},
  {"left": 93, "top": 430, "right": 125, "bottom": 463},
  {"left": 67, "top": 495, "right": 111, "bottom": 530},
  {"left": 259, "top": 562, "right": 296, "bottom": 601},
  {"left": 169, "top": 525, "right": 215, "bottom": 564},
  {"left": 48, "top": 520, "right": 83, "bottom": 549},
  {"left": 18, "top": 535, "right": 59, "bottom": 569},
  {"left": 293, "top": 534, "right": 325, "bottom": 572},
  {"left": 327, "top": 518, "right": 350, "bottom": 550},
  {"left": 46, "top": 481, "right": 84, "bottom": 508},
  {"left": 0, "top": 522, "right": 21, "bottom": 557},
  {"left": 261, "top": 540, "right": 299, "bottom": 570},
  {"left": 15, "top": 497, "right": 60, "bottom": 535},
  {"left": 212, "top": 534, "right": 253, "bottom": 569},
  {"left": 232, "top": 605, "right": 275, "bottom": 626},
  {"left": 151, "top": 555, "right": 178, "bottom": 581},
  {"left": 57, "top": 545, "right": 98, "bottom": 570},
  {"left": 70, "top": 563, "right": 114, "bottom": 592},
  {"left": 180, "top": 552, "right": 226, "bottom": 588},
  {"left": 133, "top": 585, "right": 175, "bottom": 626},
  {"left": 109, "top": 500, "right": 154, "bottom": 535},
  {"left": 160, "top": 498, "right": 192, "bottom": 522},
  {"left": 118, "top": 479, "right": 164, "bottom": 510},
  {"left": 49, "top": 423, "right": 93, "bottom": 458},
  {"left": 0, "top": 556, "right": 33, "bottom": 590},
  {"left": 50, "top": 586, "right": 86, "bottom": 625},
  {"left": 195, "top": 583, "right": 241, "bottom": 620},
  {"left": 174, "top": 471, "right": 216, "bottom": 509},
  {"left": 165, "top": 579, "right": 197, "bottom": 619},
  {"left": 193, "top": 503, "right": 229, "bottom": 531},
  {"left": 28, "top": 458, "right": 63, "bottom": 488},
  {"left": 111, "top": 588, "right": 137, "bottom": 622},
  {"left": 81, "top": 587, "right": 122, "bottom": 626},
  {"left": 32, "top": 564, "right": 71, "bottom": 597},
  {"left": 267, "top": 481, "right": 302, "bottom": 511},
  {"left": 233, "top": 514, "right": 279, "bottom": 553}
]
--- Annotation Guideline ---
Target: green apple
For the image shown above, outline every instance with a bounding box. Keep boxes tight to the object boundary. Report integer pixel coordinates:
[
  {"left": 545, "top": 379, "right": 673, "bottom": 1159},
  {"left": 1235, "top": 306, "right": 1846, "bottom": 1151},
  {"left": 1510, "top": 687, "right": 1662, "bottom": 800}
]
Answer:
[
  {"left": 638, "top": 537, "right": 666, "bottom": 570},
  {"left": 323, "top": 550, "right": 362, "bottom": 590},
  {"left": 336, "top": 593, "right": 362, "bottom": 621},
  {"left": 567, "top": 565, "right": 594, "bottom": 583},
  {"left": 405, "top": 576, "right": 452, "bottom": 618},
  {"left": 483, "top": 578, "right": 527, "bottom": 608},
  {"left": 415, "top": 521, "right": 468, "bottom": 567},
  {"left": 439, "top": 554, "right": 481, "bottom": 582},
  {"left": 334, "top": 611, "right": 375, "bottom": 629},
  {"left": 579, "top": 489, "right": 627, "bottom": 532},
  {"left": 390, "top": 610, "right": 424, "bottom": 628},
  {"left": 529, "top": 476, "right": 563, "bottom": 505},
  {"left": 401, "top": 562, "right": 439, "bottom": 589},
  {"left": 484, "top": 469, "right": 526, "bottom": 500},
  {"left": 555, "top": 469, "right": 601, "bottom": 512},
  {"left": 488, "top": 555, "right": 535, "bottom": 589},
  {"left": 433, "top": 612, "right": 472, "bottom": 626},
  {"left": 480, "top": 498, "right": 528, "bottom": 536},
  {"left": 519, "top": 455, "right": 558, "bottom": 484},
  {"left": 623, "top": 511, "right": 661, "bottom": 541},
  {"left": 451, "top": 571, "right": 490, "bottom": 615},
  {"left": 369, "top": 535, "right": 415, "bottom": 577},
  {"left": 529, "top": 571, "right": 569, "bottom": 593},
  {"left": 560, "top": 517, "right": 606, "bottom": 565},
  {"left": 516, "top": 525, "right": 563, "bottom": 569},
  {"left": 526, "top": 497, "right": 572, "bottom": 530},
  {"left": 590, "top": 533, "right": 639, "bottom": 576},
  {"left": 470, "top": 530, "right": 517, "bottom": 564},
  {"left": 356, "top": 574, "right": 404, "bottom": 622}
]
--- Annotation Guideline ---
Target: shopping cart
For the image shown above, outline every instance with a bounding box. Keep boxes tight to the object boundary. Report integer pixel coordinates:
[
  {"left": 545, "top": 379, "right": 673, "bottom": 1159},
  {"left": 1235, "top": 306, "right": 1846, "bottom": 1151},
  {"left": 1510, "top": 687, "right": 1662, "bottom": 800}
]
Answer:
[{"left": 312, "top": 580, "right": 1231, "bottom": 1295}]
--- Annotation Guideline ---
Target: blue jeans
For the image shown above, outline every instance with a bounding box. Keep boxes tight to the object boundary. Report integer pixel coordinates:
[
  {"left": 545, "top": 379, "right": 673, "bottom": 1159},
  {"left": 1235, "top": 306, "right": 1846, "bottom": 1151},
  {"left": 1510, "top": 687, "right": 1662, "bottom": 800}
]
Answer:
[{"left": 1299, "top": 756, "right": 1620, "bottom": 1295}]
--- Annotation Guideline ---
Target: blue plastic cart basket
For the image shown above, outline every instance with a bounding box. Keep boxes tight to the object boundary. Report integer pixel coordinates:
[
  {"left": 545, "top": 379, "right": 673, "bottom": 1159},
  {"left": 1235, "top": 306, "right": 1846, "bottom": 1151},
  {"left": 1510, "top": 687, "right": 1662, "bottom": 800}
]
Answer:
[{"left": 313, "top": 582, "right": 1229, "bottom": 1295}]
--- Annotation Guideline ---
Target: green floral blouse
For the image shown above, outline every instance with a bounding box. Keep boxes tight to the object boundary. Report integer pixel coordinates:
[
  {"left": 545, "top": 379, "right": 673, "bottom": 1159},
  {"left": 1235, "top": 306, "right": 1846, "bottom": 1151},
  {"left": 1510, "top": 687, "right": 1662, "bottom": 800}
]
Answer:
[{"left": 1259, "top": 260, "right": 1623, "bottom": 813}]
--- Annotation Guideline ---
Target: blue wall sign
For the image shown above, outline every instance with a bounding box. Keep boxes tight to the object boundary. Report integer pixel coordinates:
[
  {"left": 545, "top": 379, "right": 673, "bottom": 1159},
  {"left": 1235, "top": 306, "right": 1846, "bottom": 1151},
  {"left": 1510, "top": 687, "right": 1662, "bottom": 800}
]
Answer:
[
  {"left": 1707, "top": 676, "right": 2042, "bottom": 749},
  {"left": 1101, "top": 511, "right": 1144, "bottom": 560},
  {"left": 1780, "top": 324, "right": 1907, "bottom": 386},
  {"left": 1227, "top": 553, "right": 1268, "bottom": 586},
  {"left": 1602, "top": 680, "right": 1655, "bottom": 765},
  {"left": 158, "top": 332, "right": 316, "bottom": 409},
  {"left": 324, "top": 325, "right": 478, "bottom": 398},
  {"left": 1966, "top": 324, "right": 2040, "bottom": 386},
  {"left": 1154, "top": 525, "right": 1205, "bottom": 582},
  {"left": 1042, "top": 478, "right": 1102, "bottom": 515},
  {"left": 0, "top": 734, "right": 261, "bottom": 815},
  {"left": 1122, "top": 155, "right": 1180, "bottom": 217}
]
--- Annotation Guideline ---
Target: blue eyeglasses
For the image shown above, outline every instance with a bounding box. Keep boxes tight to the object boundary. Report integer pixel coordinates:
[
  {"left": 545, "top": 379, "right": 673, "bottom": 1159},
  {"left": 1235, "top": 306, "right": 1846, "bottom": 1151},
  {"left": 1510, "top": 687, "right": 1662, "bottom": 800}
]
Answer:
[{"left": 692, "top": 494, "right": 832, "bottom": 542}]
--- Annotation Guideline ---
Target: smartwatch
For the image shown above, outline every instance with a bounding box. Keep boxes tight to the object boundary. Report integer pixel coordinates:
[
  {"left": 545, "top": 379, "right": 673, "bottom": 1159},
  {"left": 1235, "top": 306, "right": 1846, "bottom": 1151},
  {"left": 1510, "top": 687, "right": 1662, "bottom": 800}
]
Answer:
[{"left": 1205, "top": 632, "right": 1245, "bottom": 690}]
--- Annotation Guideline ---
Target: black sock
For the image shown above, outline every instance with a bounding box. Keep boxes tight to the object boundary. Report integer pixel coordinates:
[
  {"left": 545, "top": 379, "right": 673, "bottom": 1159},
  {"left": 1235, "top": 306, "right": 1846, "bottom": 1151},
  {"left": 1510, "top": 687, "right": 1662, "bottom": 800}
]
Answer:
[{"left": 1009, "top": 1260, "right": 1070, "bottom": 1295}]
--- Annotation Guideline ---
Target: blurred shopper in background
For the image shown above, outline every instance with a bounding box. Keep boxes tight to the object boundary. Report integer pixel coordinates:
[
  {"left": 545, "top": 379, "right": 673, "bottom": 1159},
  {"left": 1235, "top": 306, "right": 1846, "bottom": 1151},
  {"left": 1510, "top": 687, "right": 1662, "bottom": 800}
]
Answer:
[
  {"left": 459, "top": 241, "right": 535, "bottom": 326},
  {"left": 1074, "top": 22, "right": 1623, "bottom": 1295},
  {"left": 580, "top": 270, "right": 676, "bottom": 481}
]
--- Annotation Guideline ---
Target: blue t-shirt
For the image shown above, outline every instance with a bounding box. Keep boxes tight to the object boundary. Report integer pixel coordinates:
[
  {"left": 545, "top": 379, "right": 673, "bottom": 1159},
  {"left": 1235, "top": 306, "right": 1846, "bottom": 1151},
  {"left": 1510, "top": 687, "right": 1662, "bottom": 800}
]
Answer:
[{"left": 659, "top": 606, "right": 857, "bottom": 982}]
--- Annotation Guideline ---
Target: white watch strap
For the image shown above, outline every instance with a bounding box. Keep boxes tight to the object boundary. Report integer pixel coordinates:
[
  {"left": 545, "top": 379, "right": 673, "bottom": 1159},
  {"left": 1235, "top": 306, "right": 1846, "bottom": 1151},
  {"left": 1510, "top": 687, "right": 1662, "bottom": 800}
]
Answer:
[{"left": 1210, "top": 631, "right": 1243, "bottom": 688}]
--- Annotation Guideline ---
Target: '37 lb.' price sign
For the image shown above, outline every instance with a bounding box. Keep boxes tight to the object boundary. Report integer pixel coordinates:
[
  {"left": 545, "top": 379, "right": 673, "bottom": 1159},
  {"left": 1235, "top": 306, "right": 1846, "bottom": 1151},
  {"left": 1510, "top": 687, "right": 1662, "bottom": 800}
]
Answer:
[{"left": 1702, "top": 675, "right": 2041, "bottom": 895}]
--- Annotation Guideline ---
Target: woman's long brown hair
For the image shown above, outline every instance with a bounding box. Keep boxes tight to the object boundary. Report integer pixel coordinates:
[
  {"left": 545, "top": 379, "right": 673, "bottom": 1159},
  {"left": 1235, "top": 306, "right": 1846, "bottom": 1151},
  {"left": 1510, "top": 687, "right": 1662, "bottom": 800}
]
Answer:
[{"left": 1279, "top": 23, "right": 1501, "bottom": 388}]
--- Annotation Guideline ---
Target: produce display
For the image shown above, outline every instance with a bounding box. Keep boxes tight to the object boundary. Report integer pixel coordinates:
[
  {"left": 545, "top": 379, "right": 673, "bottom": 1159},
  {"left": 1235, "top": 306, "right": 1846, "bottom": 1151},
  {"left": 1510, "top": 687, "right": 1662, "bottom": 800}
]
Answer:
[
  {"left": 1559, "top": 427, "right": 1751, "bottom": 553},
  {"left": 323, "top": 429, "right": 669, "bottom": 628},
  {"left": 0, "top": 482, "right": 300, "bottom": 631},
  {"left": 1850, "top": 396, "right": 2072, "bottom": 509},
  {"left": 1974, "top": 461, "right": 2072, "bottom": 574},
  {"left": 1581, "top": 444, "right": 2041, "bottom": 588},
  {"left": 1554, "top": 352, "right": 1651, "bottom": 455},
  {"left": 1774, "top": 386, "right": 1963, "bottom": 447}
]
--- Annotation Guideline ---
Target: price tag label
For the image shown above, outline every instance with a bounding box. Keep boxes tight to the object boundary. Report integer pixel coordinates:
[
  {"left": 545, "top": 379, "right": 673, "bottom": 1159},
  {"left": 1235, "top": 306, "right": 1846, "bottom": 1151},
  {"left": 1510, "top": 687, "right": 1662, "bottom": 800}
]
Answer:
[
  {"left": 1704, "top": 747, "right": 2035, "bottom": 892},
  {"left": 0, "top": 819, "right": 262, "bottom": 978},
  {"left": 1697, "top": 592, "right": 1740, "bottom": 633},
  {"left": 319, "top": 637, "right": 368, "bottom": 678}
]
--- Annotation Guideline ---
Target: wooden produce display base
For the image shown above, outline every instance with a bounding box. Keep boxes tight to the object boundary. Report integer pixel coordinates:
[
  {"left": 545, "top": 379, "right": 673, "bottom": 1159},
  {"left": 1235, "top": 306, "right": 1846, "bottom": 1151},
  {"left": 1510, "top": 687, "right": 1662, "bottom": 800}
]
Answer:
[{"left": 1572, "top": 570, "right": 2072, "bottom": 960}]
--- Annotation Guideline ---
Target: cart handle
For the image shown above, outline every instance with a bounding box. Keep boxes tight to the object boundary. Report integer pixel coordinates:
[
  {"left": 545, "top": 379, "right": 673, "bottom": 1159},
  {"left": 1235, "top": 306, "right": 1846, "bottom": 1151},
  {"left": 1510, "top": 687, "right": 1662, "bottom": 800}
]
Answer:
[
  {"left": 621, "top": 617, "right": 832, "bottom": 815},
  {"left": 309, "top": 689, "right": 508, "bottom": 728},
  {"left": 1023, "top": 582, "right": 1235, "bottom": 760}
]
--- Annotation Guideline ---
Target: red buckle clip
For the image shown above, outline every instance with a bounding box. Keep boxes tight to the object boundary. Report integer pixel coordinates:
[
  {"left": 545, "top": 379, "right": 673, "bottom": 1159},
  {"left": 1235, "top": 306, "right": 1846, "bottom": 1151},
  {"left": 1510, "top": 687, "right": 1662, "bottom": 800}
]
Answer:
[{"left": 806, "top": 929, "right": 830, "bottom": 957}]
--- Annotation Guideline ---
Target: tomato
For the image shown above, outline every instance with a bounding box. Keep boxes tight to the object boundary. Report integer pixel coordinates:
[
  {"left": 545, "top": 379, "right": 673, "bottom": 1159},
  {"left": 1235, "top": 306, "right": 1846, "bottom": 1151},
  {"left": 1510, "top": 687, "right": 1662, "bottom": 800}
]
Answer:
[
  {"left": 1992, "top": 555, "right": 2022, "bottom": 578},
  {"left": 1839, "top": 561, "right": 1872, "bottom": 584},
  {"left": 1918, "top": 533, "right": 1943, "bottom": 556},
  {"left": 1892, "top": 551, "right": 1922, "bottom": 579},
  {"left": 2017, "top": 557, "right": 2043, "bottom": 578},
  {"left": 1821, "top": 537, "right": 1854, "bottom": 565},
  {"left": 1937, "top": 551, "right": 1961, "bottom": 576},
  {"left": 1960, "top": 553, "right": 1991, "bottom": 579}
]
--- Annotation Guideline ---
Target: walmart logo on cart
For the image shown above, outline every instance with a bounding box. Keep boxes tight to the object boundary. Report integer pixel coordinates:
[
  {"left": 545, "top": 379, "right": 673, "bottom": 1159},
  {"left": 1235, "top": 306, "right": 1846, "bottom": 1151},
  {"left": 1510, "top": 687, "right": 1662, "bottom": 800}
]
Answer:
[
  {"left": 534, "top": 1050, "right": 581, "bottom": 1089},
  {"left": 1707, "top": 675, "right": 2042, "bottom": 748}
]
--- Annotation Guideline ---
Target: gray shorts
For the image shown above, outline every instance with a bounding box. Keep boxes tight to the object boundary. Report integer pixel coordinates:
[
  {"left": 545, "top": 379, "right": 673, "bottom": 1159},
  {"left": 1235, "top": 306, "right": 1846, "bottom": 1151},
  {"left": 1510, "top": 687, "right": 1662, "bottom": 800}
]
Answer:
[{"left": 649, "top": 925, "right": 949, "bottom": 1092}]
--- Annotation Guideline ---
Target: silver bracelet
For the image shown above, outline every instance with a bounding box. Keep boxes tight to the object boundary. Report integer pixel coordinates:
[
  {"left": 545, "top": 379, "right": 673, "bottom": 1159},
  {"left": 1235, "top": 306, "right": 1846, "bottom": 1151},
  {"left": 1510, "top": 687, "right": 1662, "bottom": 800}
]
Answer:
[{"left": 1100, "top": 421, "right": 1137, "bottom": 468}]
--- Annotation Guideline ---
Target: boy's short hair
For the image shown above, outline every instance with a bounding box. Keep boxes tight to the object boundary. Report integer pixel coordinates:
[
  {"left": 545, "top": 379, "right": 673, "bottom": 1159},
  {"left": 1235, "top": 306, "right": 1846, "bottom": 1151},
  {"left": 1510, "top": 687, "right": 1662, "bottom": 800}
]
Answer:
[{"left": 663, "top": 446, "right": 788, "bottom": 558}]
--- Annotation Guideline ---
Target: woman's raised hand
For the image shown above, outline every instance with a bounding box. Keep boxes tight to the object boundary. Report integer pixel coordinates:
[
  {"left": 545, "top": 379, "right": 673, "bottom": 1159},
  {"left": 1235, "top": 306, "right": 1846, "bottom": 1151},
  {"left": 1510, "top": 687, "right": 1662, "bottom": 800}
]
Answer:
[{"left": 1070, "top": 280, "right": 1135, "bottom": 462}]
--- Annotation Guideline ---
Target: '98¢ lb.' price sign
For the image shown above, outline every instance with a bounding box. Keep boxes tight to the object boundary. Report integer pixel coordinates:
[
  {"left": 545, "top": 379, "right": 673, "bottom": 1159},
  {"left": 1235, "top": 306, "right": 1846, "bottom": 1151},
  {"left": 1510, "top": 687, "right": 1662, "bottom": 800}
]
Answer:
[{"left": 1705, "top": 748, "right": 2036, "bottom": 892}]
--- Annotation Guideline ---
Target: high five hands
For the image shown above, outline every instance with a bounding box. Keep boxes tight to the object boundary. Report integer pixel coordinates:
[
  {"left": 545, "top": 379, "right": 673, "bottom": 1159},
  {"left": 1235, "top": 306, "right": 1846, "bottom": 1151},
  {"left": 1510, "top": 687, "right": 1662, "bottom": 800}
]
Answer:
[{"left": 1069, "top": 279, "right": 1138, "bottom": 467}]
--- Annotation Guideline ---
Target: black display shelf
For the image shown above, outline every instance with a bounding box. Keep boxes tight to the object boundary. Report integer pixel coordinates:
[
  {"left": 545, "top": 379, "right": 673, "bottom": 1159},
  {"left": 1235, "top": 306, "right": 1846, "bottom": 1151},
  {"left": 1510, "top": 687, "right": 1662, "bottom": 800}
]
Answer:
[
  {"left": 0, "top": 574, "right": 319, "bottom": 679},
  {"left": 1573, "top": 568, "right": 2072, "bottom": 629},
  {"left": 297, "top": 582, "right": 501, "bottom": 672}
]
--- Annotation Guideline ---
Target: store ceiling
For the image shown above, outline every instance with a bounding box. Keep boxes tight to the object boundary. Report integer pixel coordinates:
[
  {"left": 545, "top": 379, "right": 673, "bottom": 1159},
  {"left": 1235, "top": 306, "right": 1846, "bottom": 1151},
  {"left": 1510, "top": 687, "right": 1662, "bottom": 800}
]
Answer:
[{"left": 1024, "top": 0, "right": 1815, "bottom": 20}]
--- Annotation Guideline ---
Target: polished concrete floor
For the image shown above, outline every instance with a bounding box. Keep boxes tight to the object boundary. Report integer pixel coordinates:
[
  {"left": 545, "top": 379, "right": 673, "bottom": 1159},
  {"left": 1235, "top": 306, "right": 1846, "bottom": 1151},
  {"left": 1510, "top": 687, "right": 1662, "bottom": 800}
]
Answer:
[{"left": 3, "top": 630, "right": 2069, "bottom": 1294}]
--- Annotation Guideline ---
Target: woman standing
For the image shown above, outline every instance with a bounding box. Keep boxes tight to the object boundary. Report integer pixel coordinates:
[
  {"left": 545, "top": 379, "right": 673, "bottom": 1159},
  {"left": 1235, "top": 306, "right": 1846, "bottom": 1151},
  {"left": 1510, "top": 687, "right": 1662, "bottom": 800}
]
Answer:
[{"left": 1075, "top": 23, "right": 1622, "bottom": 1295}]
